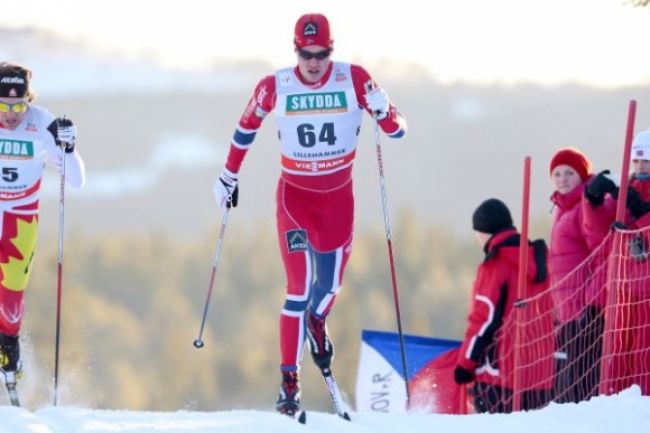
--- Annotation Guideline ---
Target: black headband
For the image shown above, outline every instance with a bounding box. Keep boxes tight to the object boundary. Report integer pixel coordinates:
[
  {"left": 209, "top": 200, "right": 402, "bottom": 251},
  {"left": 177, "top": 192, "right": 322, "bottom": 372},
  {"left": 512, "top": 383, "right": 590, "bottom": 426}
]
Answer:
[{"left": 0, "top": 76, "right": 28, "bottom": 98}]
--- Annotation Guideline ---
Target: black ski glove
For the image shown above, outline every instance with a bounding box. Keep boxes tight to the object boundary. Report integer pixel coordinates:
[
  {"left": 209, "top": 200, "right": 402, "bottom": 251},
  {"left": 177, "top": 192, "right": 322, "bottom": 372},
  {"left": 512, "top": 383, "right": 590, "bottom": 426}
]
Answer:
[
  {"left": 626, "top": 187, "right": 650, "bottom": 219},
  {"left": 585, "top": 170, "right": 618, "bottom": 207},
  {"left": 55, "top": 117, "right": 77, "bottom": 153},
  {"left": 453, "top": 366, "right": 475, "bottom": 385},
  {"left": 46, "top": 117, "right": 77, "bottom": 153}
]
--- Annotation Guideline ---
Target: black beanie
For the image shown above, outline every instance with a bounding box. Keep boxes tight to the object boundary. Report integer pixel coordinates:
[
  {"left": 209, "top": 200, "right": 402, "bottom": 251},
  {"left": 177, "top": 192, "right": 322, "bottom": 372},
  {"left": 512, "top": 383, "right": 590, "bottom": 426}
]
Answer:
[{"left": 472, "top": 198, "right": 514, "bottom": 235}]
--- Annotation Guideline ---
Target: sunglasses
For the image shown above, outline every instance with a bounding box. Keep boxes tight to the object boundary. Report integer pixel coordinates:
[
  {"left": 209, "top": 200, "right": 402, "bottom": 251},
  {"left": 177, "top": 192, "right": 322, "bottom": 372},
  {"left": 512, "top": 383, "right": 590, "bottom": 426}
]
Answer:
[
  {"left": 297, "top": 48, "right": 332, "bottom": 60},
  {"left": 0, "top": 101, "right": 28, "bottom": 114}
]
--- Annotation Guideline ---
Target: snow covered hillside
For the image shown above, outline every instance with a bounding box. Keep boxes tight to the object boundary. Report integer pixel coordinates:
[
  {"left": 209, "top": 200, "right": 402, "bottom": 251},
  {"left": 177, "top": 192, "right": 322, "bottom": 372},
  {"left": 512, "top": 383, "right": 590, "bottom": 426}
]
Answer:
[{"left": 0, "top": 387, "right": 647, "bottom": 433}]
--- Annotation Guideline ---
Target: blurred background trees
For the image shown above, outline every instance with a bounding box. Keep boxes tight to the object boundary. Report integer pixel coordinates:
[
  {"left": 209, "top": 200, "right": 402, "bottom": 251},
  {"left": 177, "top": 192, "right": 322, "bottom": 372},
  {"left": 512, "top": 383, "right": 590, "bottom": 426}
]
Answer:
[{"left": 19, "top": 208, "right": 516, "bottom": 411}]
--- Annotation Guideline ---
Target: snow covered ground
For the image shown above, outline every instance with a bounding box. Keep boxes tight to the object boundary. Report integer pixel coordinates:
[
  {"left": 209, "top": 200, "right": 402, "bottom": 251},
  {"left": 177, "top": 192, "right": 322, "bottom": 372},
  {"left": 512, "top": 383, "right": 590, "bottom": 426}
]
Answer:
[{"left": 0, "top": 387, "right": 647, "bottom": 433}]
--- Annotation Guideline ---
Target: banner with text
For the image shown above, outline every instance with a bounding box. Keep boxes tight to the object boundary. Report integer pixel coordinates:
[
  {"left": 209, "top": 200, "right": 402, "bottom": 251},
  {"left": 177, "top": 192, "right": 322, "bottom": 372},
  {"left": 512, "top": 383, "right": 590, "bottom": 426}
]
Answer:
[{"left": 355, "top": 329, "right": 466, "bottom": 414}]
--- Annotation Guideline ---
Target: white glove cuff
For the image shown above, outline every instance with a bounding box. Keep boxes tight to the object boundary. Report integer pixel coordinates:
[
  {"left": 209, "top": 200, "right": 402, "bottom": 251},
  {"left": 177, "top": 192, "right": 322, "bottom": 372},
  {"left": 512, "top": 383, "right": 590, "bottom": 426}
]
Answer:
[{"left": 221, "top": 167, "right": 238, "bottom": 181}]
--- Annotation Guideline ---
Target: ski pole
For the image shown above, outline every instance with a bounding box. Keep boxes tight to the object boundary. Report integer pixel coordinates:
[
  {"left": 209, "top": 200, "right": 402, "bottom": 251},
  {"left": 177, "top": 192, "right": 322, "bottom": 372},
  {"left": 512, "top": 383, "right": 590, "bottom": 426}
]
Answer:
[
  {"left": 193, "top": 206, "right": 230, "bottom": 349},
  {"left": 513, "top": 156, "right": 532, "bottom": 412},
  {"left": 365, "top": 82, "right": 411, "bottom": 408},
  {"left": 53, "top": 116, "right": 68, "bottom": 406},
  {"left": 600, "top": 99, "right": 637, "bottom": 394}
]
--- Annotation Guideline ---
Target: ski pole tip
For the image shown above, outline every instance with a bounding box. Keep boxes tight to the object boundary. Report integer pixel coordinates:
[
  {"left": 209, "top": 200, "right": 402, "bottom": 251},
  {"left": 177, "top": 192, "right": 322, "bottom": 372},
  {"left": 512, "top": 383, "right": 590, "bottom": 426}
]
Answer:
[{"left": 193, "top": 339, "right": 205, "bottom": 349}]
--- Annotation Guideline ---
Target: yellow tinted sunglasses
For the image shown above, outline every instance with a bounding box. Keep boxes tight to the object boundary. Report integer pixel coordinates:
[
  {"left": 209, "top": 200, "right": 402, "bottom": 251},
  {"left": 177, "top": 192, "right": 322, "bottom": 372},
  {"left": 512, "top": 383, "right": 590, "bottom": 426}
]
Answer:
[{"left": 0, "top": 101, "right": 28, "bottom": 114}]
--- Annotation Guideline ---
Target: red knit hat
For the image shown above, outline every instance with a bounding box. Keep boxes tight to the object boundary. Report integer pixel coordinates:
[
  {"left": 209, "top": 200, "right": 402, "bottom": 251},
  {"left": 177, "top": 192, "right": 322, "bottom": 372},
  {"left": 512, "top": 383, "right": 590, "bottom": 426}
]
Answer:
[
  {"left": 294, "top": 13, "right": 333, "bottom": 48},
  {"left": 549, "top": 147, "right": 592, "bottom": 180}
]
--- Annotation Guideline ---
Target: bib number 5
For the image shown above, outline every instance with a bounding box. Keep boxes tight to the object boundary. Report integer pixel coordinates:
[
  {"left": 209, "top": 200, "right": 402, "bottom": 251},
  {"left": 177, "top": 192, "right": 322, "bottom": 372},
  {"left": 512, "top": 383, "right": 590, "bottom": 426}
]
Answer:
[
  {"left": 2, "top": 167, "right": 18, "bottom": 182},
  {"left": 297, "top": 122, "right": 337, "bottom": 148}
]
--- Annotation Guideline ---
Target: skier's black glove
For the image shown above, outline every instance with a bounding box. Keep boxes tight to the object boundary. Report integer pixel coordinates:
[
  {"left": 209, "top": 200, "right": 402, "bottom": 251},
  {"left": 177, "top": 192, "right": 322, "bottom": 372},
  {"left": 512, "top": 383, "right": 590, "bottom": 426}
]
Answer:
[
  {"left": 454, "top": 366, "right": 475, "bottom": 385},
  {"left": 626, "top": 187, "right": 650, "bottom": 219},
  {"left": 47, "top": 117, "right": 77, "bottom": 153},
  {"left": 585, "top": 170, "right": 617, "bottom": 207}
]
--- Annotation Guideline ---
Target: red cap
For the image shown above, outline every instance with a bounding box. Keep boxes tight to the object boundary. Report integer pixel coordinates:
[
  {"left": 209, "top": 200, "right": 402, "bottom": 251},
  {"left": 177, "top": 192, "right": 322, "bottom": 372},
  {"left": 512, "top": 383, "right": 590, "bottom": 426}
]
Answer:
[
  {"left": 549, "top": 147, "right": 592, "bottom": 181},
  {"left": 294, "top": 13, "right": 333, "bottom": 48}
]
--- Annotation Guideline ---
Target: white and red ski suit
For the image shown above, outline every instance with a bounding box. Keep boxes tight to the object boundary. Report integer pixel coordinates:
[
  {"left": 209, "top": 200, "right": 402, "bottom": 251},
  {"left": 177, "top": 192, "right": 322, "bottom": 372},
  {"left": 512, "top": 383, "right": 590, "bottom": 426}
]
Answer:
[
  {"left": 223, "top": 61, "right": 406, "bottom": 371},
  {"left": 0, "top": 105, "right": 85, "bottom": 336}
]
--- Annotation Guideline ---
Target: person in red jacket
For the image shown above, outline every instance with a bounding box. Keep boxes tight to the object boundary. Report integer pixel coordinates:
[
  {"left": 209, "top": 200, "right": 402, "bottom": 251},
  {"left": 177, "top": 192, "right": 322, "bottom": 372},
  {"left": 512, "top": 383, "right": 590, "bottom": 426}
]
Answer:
[
  {"left": 582, "top": 129, "right": 650, "bottom": 396},
  {"left": 454, "top": 199, "right": 553, "bottom": 413},
  {"left": 548, "top": 148, "right": 605, "bottom": 403}
]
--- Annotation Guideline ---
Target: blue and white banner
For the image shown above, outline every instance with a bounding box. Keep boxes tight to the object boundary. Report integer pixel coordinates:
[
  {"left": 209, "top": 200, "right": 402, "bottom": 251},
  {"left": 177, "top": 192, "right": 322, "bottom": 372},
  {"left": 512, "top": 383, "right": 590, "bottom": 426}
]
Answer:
[{"left": 355, "top": 329, "right": 465, "bottom": 414}]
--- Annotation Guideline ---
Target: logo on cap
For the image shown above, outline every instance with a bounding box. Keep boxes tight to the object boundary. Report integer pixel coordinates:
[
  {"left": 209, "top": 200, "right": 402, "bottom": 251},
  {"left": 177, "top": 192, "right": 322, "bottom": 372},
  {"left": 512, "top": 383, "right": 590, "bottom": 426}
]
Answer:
[{"left": 303, "top": 22, "right": 317, "bottom": 36}]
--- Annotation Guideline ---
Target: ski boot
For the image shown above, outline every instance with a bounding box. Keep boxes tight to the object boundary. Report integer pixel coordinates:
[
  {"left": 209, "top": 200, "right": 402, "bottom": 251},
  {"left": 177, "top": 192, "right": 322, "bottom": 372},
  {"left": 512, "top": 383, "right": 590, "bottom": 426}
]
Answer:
[
  {"left": 306, "top": 312, "right": 334, "bottom": 370},
  {"left": 0, "top": 334, "right": 21, "bottom": 406},
  {"left": 0, "top": 333, "right": 21, "bottom": 375},
  {"left": 275, "top": 371, "right": 301, "bottom": 417}
]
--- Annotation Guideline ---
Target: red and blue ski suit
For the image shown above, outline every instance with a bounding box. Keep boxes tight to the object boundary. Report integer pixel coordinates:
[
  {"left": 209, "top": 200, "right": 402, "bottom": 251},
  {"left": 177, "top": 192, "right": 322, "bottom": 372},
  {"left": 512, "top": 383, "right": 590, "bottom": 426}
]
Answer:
[{"left": 222, "top": 61, "right": 407, "bottom": 371}]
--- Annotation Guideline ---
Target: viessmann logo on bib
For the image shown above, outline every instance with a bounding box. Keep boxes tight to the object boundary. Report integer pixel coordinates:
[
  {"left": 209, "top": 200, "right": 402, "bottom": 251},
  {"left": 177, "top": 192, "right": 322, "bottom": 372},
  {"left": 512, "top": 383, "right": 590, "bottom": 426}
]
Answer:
[
  {"left": 0, "top": 139, "right": 34, "bottom": 159},
  {"left": 286, "top": 91, "right": 347, "bottom": 115}
]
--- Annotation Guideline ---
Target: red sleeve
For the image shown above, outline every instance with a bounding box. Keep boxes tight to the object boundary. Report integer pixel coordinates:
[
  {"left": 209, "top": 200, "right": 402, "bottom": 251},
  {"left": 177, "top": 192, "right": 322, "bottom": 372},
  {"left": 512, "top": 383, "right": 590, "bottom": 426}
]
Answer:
[
  {"left": 457, "top": 262, "right": 506, "bottom": 370},
  {"left": 224, "top": 75, "right": 277, "bottom": 174},
  {"left": 581, "top": 194, "right": 617, "bottom": 248},
  {"left": 350, "top": 64, "right": 407, "bottom": 138}
]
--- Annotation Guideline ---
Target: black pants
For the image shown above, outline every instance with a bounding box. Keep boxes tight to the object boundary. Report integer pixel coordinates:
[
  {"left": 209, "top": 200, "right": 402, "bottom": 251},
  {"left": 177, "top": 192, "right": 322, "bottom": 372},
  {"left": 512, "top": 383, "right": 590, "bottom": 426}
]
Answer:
[
  {"left": 553, "top": 305, "right": 604, "bottom": 403},
  {"left": 472, "top": 383, "right": 552, "bottom": 414}
]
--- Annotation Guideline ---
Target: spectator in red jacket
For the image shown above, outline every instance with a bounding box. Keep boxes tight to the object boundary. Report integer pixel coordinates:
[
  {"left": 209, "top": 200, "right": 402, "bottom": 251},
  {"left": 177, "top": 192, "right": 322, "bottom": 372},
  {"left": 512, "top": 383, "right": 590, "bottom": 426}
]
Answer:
[
  {"left": 582, "top": 129, "right": 650, "bottom": 396},
  {"left": 454, "top": 199, "right": 553, "bottom": 413},
  {"left": 548, "top": 148, "right": 605, "bottom": 403}
]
